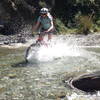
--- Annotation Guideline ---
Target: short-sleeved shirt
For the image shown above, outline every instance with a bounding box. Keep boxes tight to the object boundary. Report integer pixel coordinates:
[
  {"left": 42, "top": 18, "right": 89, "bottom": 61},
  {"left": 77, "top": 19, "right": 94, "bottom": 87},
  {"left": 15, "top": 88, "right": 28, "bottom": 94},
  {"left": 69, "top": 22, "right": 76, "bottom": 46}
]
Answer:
[{"left": 37, "top": 13, "right": 53, "bottom": 30}]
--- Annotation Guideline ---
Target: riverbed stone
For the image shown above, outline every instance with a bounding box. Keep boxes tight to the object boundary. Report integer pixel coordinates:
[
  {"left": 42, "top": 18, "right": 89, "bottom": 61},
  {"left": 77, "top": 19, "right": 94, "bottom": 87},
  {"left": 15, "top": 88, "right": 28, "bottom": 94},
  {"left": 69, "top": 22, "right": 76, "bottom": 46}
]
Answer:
[
  {"left": 8, "top": 73, "right": 17, "bottom": 79},
  {"left": 0, "top": 33, "right": 100, "bottom": 46},
  {"left": 67, "top": 71, "right": 100, "bottom": 93},
  {"left": 0, "top": 87, "right": 6, "bottom": 94},
  {"left": 56, "top": 91, "right": 66, "bottom": 98}
]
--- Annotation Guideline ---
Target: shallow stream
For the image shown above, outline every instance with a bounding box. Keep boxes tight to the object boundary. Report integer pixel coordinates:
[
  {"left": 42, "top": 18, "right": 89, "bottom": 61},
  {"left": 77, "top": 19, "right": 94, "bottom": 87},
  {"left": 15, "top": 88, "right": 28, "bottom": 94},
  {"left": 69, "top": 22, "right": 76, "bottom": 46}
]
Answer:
[{"left": 0, "top": 35, "right": 100, "bottom": 100}]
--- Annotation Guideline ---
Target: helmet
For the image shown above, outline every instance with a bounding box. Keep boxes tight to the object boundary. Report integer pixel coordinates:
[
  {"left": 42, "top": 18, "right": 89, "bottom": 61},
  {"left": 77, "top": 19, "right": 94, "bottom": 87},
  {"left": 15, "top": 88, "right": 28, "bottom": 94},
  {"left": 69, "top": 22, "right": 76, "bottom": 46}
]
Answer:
[{"left": 40, "top": 8, "right": 49, "bottom": 14}]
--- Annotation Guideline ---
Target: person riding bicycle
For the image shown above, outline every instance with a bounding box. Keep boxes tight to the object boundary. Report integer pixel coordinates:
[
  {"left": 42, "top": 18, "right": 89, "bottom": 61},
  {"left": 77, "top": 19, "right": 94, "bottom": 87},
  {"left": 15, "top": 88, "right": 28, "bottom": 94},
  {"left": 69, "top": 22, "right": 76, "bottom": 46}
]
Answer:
[{"left": 32, "top": 7, "right": 55, "bottom": 43}]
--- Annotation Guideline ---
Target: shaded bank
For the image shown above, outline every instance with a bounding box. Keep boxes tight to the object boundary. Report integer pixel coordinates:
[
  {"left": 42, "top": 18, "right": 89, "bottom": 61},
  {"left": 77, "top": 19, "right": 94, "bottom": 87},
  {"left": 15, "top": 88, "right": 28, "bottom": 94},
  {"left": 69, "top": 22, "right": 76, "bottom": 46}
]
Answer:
[{"left": 0, "top": 0, "right": 100, "bottom": 35}]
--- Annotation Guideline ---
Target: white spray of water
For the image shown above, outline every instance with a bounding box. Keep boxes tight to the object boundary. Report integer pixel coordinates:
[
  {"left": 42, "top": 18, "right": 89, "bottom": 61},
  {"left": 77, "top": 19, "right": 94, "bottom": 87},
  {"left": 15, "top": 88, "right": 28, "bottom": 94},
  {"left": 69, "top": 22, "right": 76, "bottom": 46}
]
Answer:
[
  {"left": 26, "top": 35, "right": 100, "bottom": 66},
  {"left": 67, "top": 92, "right": 100, "bottom": 100},
  {"left": 26, "top": 36, "right": 83, "bottom": 63}
]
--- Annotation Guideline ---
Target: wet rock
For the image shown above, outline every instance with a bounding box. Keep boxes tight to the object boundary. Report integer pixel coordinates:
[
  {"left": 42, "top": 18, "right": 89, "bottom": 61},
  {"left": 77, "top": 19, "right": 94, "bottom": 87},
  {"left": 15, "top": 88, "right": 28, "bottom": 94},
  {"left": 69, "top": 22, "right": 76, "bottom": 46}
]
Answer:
[
  {"left": 0, "top": 87, "right": 6, "bottom": 94},
  {"left": 0, "top": 33, "right": 100, "bottom": 46},
  {"left": 17, "top": 38, "right": 26, "bottom": 43},
  {"left": 0, "top": 32, "right": 29, "bottom": 45},
  {"left": 56, "top": 91, "right": 66, "bottom": 98},
  {"left": 67, "top": 71, "right": 100, "bottom": 93},
  {"left": 0, "top": 42, "right": 4, "bottom": 45},
  {"left": 8, "top": 74, "right": 17, "bottom": 79},
  {"left": 47, "top": 90, "right": 66, "bottom": 99},
  {"left": 4, "top": 41, "right": 9, "bottom": 45},
  {"left": 47, "top": 93, "right": 57, "bottom": 99}
]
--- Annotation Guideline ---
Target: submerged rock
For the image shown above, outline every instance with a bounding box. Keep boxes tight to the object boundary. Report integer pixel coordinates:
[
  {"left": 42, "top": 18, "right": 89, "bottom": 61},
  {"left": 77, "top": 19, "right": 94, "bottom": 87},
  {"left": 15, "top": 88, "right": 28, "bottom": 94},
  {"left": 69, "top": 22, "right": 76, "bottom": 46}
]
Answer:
[
  {"left": 0, "top": 87, "right": 6, "bottom": 94},
  {"left": 67, "top": 71, "right": 100, "bottom": 93},
  {"left": 8, "top": 73, "right": 17, "bottom": 79}
]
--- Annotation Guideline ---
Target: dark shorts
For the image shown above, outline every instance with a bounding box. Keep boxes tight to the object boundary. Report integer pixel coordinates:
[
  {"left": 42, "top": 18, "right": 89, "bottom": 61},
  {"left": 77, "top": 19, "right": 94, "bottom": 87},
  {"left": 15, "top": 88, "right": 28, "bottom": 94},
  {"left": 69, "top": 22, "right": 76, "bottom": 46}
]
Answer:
[{"left": 40, "top": 28, "right": 55, "bottom": 35}]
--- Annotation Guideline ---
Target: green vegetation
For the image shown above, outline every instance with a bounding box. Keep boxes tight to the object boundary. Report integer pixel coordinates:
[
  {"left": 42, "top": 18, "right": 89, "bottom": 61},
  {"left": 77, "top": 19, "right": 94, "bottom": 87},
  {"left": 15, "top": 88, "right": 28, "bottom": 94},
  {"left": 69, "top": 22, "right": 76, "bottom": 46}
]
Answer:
[
  {"left": 0, "top": 0, "right": 100, "bottom": 35},
  {"left": 39, "top": 1, "right": 47, "bottom": 7},
  {"left": 76, "top": 15, "right": 93, "bottom": 34},
  {"left": 53, "top": 0, "right": 100, "bottom": 34},
  {"left": 54, "top": 18, "right": 68, "bottom": 34}
]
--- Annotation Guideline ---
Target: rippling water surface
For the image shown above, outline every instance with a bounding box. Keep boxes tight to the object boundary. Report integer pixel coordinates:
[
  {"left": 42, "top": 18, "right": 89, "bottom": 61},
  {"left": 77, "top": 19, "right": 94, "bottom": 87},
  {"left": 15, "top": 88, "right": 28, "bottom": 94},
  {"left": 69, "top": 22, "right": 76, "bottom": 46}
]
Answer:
[{"left": 0, "top": 36, "right": 100, "bottom": 100}]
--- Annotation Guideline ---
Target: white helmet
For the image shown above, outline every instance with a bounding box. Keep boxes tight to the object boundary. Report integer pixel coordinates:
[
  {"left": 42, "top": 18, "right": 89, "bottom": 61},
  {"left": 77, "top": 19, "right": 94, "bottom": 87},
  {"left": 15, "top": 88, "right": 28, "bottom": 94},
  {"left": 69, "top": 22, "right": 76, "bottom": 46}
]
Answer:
[{"left": 40, "top": 8, "right": 49, "bottom": 14}]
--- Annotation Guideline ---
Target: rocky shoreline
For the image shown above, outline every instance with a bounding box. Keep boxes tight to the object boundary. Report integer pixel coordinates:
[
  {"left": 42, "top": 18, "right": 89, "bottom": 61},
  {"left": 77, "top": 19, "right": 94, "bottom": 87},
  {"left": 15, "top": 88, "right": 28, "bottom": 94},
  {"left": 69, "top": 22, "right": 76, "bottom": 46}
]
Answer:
[
  {"left": 0, "top": 32, "right": 100, "bottom": 47},
  {"left": 0, "top": 33, "right": 32, "bottom": 45},
  {"left": 72, "top": 33, "right": 100, "bottom": 46}
]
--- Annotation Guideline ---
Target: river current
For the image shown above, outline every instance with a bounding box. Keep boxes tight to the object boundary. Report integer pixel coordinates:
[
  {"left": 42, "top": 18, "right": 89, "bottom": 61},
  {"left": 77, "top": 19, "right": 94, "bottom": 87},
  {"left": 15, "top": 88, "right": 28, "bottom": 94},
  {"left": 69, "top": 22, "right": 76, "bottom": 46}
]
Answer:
[{"left": 0, "top": 35, "right": 100, "bottom": 100}]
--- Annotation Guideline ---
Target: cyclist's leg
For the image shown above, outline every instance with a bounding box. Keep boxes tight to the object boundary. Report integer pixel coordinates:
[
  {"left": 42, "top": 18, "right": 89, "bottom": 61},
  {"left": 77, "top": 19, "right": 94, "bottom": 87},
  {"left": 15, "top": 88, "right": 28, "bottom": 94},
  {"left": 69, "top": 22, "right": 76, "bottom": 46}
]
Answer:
[
  {"left": 36, "top": 27, "right": 44, "bottom": 43},
  {"left": 47, "top": 28, "right": 55, "bottom": 41},
  {"left": 48, "top": 33, "right": 52, "bottom": 40},
  {"left": 36, "top": 34, "right": 44, "bottom": 43}
]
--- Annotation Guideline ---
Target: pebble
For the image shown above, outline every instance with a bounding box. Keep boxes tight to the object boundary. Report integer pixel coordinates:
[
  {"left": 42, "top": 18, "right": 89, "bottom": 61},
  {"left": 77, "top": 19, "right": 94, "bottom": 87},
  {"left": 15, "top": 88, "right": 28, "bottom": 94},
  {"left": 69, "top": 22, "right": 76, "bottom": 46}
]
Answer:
[{"left": 0, "top": 33, "right": 100, "bottom": 46}]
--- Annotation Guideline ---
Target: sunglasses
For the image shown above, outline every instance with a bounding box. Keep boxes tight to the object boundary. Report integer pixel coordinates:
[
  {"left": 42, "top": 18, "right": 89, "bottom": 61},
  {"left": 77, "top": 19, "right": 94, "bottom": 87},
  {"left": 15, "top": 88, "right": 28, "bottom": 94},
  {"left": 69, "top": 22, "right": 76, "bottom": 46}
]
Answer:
[{"left": 40, "top": 13, "right": 47, "bottom": 16}]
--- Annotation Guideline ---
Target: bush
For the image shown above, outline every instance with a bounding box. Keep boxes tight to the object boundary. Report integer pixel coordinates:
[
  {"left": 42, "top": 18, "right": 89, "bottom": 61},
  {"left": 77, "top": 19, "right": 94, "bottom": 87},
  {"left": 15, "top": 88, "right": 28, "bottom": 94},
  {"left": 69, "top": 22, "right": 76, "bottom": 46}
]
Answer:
[
  {"left": 39, "top": 1, "right": 47, "bottom": 7},
  {"left": 54, "top": 18, "right": 68, "bottom": 34},
  {"left": 76, "top": 15, "right": 93, "bottom": 35}
]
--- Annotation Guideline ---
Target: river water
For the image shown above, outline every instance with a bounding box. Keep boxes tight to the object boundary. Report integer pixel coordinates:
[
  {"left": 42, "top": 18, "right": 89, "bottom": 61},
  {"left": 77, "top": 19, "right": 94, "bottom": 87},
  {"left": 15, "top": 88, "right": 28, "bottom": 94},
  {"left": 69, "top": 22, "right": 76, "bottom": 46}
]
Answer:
[{"left": 0, "top": 35, "right": 100, "bottom": 100}]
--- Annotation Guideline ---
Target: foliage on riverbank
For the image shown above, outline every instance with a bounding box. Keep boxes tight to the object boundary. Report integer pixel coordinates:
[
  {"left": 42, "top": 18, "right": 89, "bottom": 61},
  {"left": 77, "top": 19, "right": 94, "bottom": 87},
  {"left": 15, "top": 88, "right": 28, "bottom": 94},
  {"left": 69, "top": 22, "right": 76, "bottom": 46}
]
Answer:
[{"left": 0, "top": 0, "right": 100, "bottom": 35}]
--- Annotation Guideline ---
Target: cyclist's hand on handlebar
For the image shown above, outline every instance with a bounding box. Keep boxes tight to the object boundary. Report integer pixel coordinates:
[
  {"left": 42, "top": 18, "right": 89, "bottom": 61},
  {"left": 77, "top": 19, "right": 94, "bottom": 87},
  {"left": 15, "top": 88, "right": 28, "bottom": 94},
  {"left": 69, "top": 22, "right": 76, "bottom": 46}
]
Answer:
[{"left": 43, "top": 29, "right": 48, "bottom": 33}]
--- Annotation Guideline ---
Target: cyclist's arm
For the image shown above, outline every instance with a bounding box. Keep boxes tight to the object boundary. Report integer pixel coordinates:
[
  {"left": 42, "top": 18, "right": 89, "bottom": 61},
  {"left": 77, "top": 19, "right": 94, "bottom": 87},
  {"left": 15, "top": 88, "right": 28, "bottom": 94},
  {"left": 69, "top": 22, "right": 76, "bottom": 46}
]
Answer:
[{"left": 46, "top": 21, "right": 53, "bottom": 32}]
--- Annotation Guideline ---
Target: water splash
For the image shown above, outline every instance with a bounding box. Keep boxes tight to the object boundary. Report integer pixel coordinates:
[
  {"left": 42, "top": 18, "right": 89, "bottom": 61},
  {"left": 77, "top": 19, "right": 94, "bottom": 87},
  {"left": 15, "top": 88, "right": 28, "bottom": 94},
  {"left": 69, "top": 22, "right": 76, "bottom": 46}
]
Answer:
[
  {"left": 26, "top": 36, "right": 83, "bottom": 63},
  {"left": 67, "top": 92, "right": 100, "bottom": 100}
]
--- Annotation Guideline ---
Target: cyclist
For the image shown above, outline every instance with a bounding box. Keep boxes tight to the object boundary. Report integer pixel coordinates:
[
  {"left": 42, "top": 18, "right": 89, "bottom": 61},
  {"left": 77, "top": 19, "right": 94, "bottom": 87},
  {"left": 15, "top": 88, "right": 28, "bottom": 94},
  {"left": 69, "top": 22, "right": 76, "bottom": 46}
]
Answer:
[{"left": 32, "top": 8, "right": 55, "bottom": 43}]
